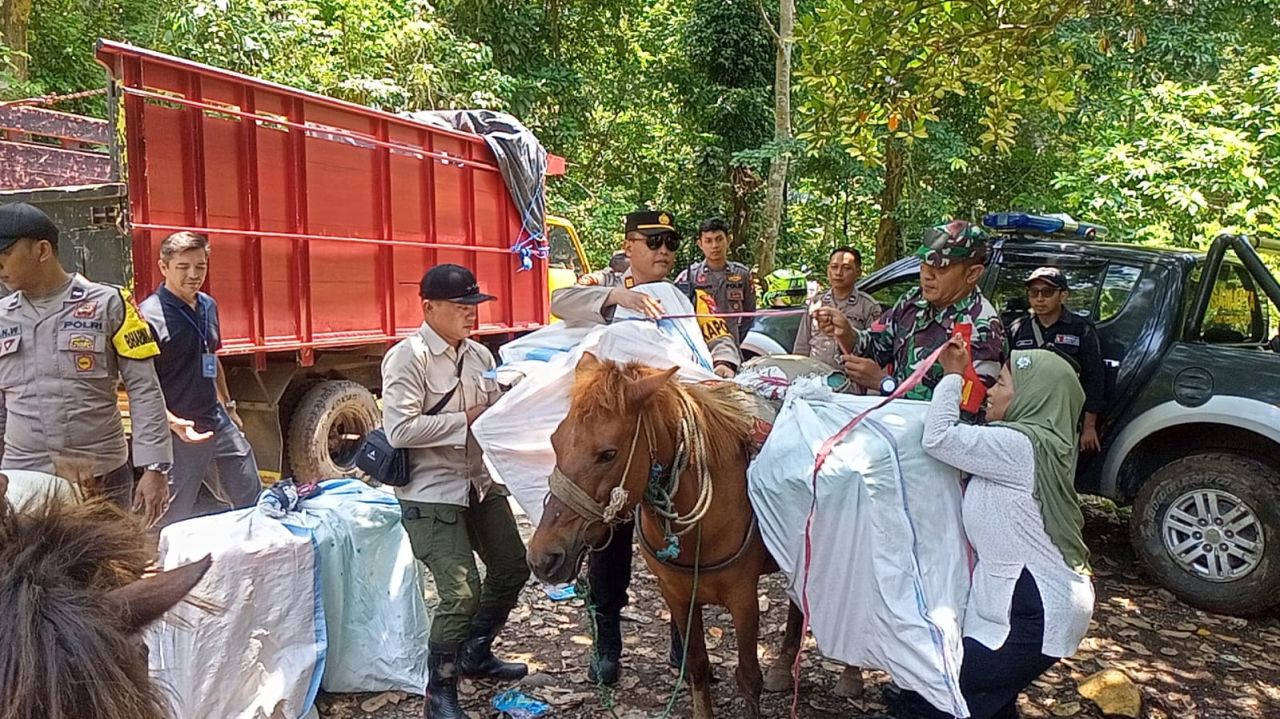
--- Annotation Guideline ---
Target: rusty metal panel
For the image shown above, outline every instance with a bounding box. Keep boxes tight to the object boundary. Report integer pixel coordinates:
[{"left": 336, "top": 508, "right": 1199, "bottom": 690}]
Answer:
[
  {"left": 0, "top": 141, "right": 112, "bottom": 189},
  {"left": 0, "top": 106, "right": 110, "bottom": 145}
]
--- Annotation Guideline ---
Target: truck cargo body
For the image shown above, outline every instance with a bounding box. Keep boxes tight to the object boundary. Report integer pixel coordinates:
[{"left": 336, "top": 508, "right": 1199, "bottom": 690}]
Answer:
[{"left": 1, "top": 41, "right": 572, "bottom": 480}]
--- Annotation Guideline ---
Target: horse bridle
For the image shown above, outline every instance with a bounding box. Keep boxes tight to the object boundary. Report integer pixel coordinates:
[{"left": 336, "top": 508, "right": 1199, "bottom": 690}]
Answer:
[{"left": 546, "top": 389, "right": 756, "bottom": 573}]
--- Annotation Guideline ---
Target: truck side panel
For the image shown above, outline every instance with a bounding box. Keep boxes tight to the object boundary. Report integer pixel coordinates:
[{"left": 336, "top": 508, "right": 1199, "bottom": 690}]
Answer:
[{"left": 96, "top": 41, "right": 550, "bottom": 367}]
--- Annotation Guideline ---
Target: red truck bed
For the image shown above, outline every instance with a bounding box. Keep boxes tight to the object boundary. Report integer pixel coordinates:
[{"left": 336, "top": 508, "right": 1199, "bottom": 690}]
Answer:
[{"left": 96, "top": 41, "right": 554, "bottom": 367}]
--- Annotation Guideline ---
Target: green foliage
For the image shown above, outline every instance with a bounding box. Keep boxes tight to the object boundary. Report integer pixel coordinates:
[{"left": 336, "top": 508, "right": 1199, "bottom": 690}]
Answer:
[
  {"left": 1051, "top": 54, "right": 1280, "bottom": 247},
  {"left": 14, "top": 0, "right": 1280, "bottom": 278}
]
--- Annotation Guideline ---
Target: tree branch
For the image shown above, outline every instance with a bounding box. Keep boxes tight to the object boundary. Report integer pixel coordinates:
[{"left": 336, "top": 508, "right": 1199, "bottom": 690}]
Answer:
[{"left": 757, "top": 0, "right": 782, "bottom": 45}]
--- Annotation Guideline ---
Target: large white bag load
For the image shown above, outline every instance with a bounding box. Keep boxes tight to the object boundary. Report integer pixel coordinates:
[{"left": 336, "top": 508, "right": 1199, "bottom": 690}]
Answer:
[
  {"left": 278, "top": 479, "right": 430, "bottom": 694},
  {"left": 147, "top": 479, "right": 430, "bottom": 717},
  {"left": 748, "top": 380, "right": 973, "bottom": 717},
  {"left": 1, "top": 470, "right": 80, "bottom": 511},
  {"left": 473, "top": 283, "right": 716, "bottom": 525},
  {"left": 147, "top": 509, "right": 327, "bottom": 719}
]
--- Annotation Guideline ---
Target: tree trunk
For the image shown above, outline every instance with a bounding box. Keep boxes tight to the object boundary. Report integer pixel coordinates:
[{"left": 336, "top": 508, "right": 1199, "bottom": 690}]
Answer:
[
  {"left": 2, "top": 0, "right": 33, "bottom": 81},
  {"left": 754, "top": 0, "right": 793, "bottom": 276},
  {"left": 873, "top": 140, "right": 906, "bottom": 268},
  {"left": 728, "top": 165, "right": 762, "bottom": 255}
]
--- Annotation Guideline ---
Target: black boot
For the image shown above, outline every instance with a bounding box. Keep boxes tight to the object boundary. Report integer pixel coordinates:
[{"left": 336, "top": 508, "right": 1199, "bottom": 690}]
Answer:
[
  {"left": 587, "top": 610, "right": 623, "bottom": 685},
  {"left": 668, "top": 619, "right": 685, "bottom": 669},
  {"left": 457, "top": 607, "right": 528, "bottom": 682},
  {"left": 424, "top": 647, "right": 464, "bottom": 719}
]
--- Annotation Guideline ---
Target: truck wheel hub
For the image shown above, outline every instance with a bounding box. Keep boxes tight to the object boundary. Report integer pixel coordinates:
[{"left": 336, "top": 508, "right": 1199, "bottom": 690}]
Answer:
[{"left": 1162, "top": 489, "right": 1264, "bottom": 583}]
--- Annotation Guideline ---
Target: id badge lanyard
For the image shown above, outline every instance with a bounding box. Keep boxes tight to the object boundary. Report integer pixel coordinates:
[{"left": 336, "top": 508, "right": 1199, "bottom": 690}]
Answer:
[{"left": 180, "top": 301, "right": 218, "bottom": 379}]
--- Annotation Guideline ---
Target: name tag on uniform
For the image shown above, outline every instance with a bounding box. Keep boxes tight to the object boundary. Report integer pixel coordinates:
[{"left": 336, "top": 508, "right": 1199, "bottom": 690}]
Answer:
[
  {"left": 202, "top": 353, "right": 218, "bottom": 378},
  {"left": 1055, "top": 334, "right": 1081, "bottom": 347},
  {"left": 1015, "top": 338, "right": 1036, "bottom": 348}
]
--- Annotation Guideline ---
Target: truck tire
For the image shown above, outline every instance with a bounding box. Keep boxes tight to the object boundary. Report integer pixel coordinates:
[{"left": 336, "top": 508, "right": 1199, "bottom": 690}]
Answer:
[
  {"left": 1130, "top": 452, "right": 1280, "bottom": 616},
  {"left": 286, "top": 380, "right": 379, "bottom": 482}
]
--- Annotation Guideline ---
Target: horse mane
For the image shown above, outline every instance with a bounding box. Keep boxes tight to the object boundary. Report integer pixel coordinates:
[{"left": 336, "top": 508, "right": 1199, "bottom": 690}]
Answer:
[
  {"left": 570, "top": 359, "right": 755, "bottom": 471},
  {"left": 0, "top": 497, "right": 168, "bottom": 719}
]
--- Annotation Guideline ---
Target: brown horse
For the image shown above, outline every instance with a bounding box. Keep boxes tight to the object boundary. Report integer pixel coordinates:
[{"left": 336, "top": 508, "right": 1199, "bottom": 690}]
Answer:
[
  {"left": 0, "top": 485, "right": 211, "bottom": 719},
  {"left": 528, "top": 353, "right": 823, "bottom": 718}
]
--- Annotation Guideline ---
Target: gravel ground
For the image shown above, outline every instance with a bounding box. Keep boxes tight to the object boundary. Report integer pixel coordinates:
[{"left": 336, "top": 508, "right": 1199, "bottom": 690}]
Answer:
[{"left": 316, "top": 499, "right": 1280, "bottom": 719}]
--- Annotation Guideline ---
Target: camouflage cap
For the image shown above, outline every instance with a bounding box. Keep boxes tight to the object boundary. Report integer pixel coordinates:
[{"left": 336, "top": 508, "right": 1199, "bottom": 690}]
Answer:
[{"left": 915, "top": 220, "right": 990, "bottom": 268}]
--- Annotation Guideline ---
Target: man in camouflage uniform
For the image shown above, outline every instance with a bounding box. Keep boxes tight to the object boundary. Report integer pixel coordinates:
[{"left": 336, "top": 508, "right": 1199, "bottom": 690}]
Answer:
[
  {"left": 674, "top": 217, "right": 756, "bottom": 343},
  {"left": 817, "top": 220, "right": 1006, "bottom": 405},
  {"left": 549, "top": 209, "right": 741, "bottom": 686}
]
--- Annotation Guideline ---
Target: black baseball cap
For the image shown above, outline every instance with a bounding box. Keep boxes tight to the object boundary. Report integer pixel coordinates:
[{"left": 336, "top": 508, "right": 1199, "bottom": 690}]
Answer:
[
  {"left": 624, "top": 210, "right": 678, "bottom": 238},
  {"left": 419, "top": 264, "right": 496, "bottom": 304},
  {"left": 0, "top": 202, "right": 59, "bottom": 252},
  {"left": 1025, "top": 266, "right": 1069, "bottom": 291}
]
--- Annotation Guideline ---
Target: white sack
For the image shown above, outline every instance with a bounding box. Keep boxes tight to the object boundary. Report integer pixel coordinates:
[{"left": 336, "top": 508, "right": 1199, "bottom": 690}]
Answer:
[
  {"left": 147, "top": 509, "right": 326, "bottom": 719},
  {"left": 279, "top": 479, "right": 430, "bottom": 694},
  {"left": 2, "top": 470, "right": 79, "bottom": 511},
  {"left": 474, "top": 283, "right": 716, "bottom": 525},
  {"left": 748, "top": 380, "right": 972, "bottom": 717}
]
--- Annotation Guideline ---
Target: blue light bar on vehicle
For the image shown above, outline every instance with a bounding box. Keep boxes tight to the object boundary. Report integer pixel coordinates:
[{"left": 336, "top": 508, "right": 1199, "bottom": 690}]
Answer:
[{"left": 982, "top": 212, "right": 1108, "bottom": 239}]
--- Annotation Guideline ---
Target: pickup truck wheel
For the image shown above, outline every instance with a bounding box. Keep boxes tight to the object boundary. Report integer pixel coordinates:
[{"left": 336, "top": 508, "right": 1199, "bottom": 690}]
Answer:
[
  {"left": 286, "top": 380, "right": 379, "bottom": 482},
  {"left": 1131, "top": 452, "right": 1280, "bottom": 616}
]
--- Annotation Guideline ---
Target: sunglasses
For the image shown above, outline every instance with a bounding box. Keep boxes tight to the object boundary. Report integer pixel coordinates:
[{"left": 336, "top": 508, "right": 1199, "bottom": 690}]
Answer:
[{"left": 634, "top": 234, "right": 680, "bottom": 252}]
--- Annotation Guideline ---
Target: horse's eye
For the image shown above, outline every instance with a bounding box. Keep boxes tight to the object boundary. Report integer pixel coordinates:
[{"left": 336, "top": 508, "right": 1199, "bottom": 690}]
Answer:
[{"left": 596, "top": 449, "right": 618, "bottom": 464}]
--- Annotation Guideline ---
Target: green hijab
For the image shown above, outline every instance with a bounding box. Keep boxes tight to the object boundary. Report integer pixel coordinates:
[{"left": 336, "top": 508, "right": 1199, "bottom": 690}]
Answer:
[{"left": 993, "top": 349, "right": 1091, "bottom": 574}]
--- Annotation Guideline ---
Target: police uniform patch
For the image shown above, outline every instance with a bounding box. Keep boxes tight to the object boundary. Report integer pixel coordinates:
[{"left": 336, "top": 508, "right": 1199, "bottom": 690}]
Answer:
[
  {"left": 727, "top": 275, "right": 744, "bottom": 283},
  {"left": 624, "top": 276, "right": 636, "bottom": 289},
  {"left": 1055, "top": 334, "right": 1081, "bottom": 347},
  {"left": 0, "top": 335, "right": 19, "bottom": 357},
  {"left": 69, "top": 334, "right": 96, "bottom": 351},
  {"left": 74, "top": 301, "right": 99, "bottom": 318},
  {"left": 62, "top": 319, "right": 104, "bottom": 331},
  {"left": 74, "top": 353, "right": 96, "bottom": 372},
  {"left": 69, "top": 285, "right": 88, "bottom": 301},
  {"left": 728, "top": 289, "right": 745, "bottom": 301},
  {"left": 577, "top": 274, "right": 600, "bottom": 286},
  {"left": 112, "top": 295, "right": 161, "bottom": 360}
]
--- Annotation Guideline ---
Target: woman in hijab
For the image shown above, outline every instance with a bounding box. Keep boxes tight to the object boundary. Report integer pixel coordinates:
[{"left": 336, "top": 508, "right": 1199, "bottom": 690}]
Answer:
[{"left": 890, "top": 339, "right": 1095, "bottom": 719}]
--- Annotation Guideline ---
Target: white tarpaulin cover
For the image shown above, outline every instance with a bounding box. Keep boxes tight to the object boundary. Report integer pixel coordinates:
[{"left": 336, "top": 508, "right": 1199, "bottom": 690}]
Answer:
[
  {"left": 748, "top": 379, "right": 973, "bottom": 717},
  {"left": 473, "top": 283, "right": 716, "bottom": 525},
  {"left": 147, "top": 479, "right": 429, "bottom": 718}
]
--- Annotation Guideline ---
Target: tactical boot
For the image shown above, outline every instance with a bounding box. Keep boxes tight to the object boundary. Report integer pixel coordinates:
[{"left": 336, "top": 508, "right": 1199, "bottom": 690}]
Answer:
[
  {"left": 424, "top": 647, "right": 464, "bottom": 719},
  {"left": 457, "top": 607, "right": 528, "bottom": 682},
  {"left": 586, "top": 611, "right": 623, "bottom": 685}
]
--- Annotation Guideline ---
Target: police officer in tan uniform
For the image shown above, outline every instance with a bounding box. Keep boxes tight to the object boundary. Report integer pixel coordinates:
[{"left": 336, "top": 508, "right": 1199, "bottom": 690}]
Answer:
[
  {"left": 382, "top": 264, "right": 531, "bottom": 719},
  {"left": 550, "top": 209, "right": 740, "bottom": 685},
  {"left": 552, "top": 209, "right": 742, "bottom": 375},
  {"left": 675, "top": 217, "right": 756, "bottom": 343},
  {"left": 0, "top": 202, "right": 171, "bottom": 524}
]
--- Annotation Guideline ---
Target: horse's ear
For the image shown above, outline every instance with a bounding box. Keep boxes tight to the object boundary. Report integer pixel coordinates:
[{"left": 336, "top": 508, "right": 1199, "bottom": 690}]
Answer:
[
  {"left": 576, "top": 351, "right": 602, "bottom": 372},
  {"left": 625, "top": 365, "right": 679, "bottom": 407},
  {"left": 105, "top": 555, "right": 212, "bottom": 633}
]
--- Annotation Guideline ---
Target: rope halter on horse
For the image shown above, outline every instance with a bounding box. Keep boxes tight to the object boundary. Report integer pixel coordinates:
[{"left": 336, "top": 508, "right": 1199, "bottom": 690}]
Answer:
[{"left": 547, "top": 413, "right": 646, "bottom": 529}]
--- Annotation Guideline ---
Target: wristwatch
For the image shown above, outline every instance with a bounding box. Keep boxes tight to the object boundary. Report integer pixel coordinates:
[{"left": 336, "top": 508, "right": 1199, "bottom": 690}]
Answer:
[
  {"left": 224, "top": 400, "right": 237, "bottom": 411},
  {"left": 879, "top": 375, "right": 898, "bottom": 395},
  {"left": 145, "top": 462, "right": 173, "bottom": 475}
]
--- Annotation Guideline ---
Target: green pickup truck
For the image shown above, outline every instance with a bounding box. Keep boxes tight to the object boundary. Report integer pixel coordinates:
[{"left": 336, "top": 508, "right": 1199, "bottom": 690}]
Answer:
[{"left": 745, "top": 218, "right": 1280, "bottom": 616}]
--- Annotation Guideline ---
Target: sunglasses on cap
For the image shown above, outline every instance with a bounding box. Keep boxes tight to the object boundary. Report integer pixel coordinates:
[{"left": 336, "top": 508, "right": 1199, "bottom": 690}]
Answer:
[
  {"left": 633, "top": 233, "right": 680, "bottom": 252},
  {"left": 921, "top": 225, "right": 956, "bottom": 250}
]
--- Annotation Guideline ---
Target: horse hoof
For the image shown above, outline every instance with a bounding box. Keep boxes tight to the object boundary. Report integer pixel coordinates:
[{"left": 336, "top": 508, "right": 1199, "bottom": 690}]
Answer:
[
  {"left": 762, "top": 664, "right": 793, "bottom": 693},
  {"left": 833, "top": 668, "right": 865, "bottom": 698}
]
